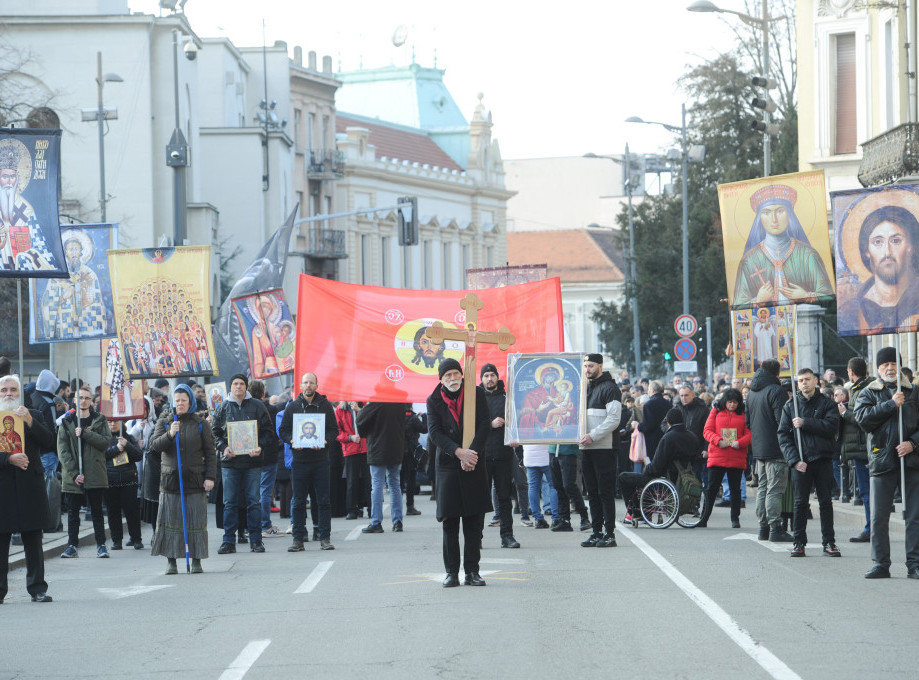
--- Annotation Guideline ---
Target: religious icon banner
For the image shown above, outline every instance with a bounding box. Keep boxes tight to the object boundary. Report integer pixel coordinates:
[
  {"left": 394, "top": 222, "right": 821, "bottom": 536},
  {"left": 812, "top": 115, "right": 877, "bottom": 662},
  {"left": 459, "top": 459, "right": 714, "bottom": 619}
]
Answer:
[
  {"left": 29, "top": 223, "right": 118, "bottom": 343},
  {"left": 831, "top": 183, "right": 919, "bottom": 336},
  {"left": 205, "top": 382, "right": 227, "bottom": 412},
  {"left": 718, "top": 170, "right": 835, "bottom": 310},
  {"left": 466, "top": 264, "right": 547, "bottom": 289},
  {"left": 295, "top": 274, "right": 565, "bottom": 403},
  {"left": 731, "top": 305, "right": 795, "bottom": 379},
  {"left": 107, "top": 246, "right": 217, "bottom": 379},
  {"left": 230, "top": 288, "right": 295, "bottom": 379},
  {"left": 0, "top": 411, "right": 25, "bottom": 454},
  {"left": 504, "top": 353, "right": 587, "bottom": 445},
  {"left": 99, "top": 338, "right": 145, "bottom": 420},
  {"left": 0, "top": 129, "right": 67, "bottom": 277}
]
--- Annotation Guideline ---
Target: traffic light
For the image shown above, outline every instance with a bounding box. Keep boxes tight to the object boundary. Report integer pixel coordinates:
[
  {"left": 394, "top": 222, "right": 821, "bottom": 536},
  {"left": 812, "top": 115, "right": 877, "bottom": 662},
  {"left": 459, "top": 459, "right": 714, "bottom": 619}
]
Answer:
[
  {"left": 663, "top": 351, "right": 672, "bottom": 361},
  {"left": 750, "top": 76, "right": 781, "bottom": 135},
  {"left": 649, "top": 333, "right": 660, "bottom": 353},
  {"left": 397, "top": 196, "right": 418, "bottom": 246}
]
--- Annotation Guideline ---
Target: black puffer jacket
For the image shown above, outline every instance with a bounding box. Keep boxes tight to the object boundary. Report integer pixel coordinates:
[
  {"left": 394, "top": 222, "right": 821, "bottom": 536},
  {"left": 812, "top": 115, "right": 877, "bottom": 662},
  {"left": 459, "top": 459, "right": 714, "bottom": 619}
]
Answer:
[
  {"left": 840, "top": 375, "right": 871, "bottom": 462},
  {"left": 105, "top": 431, "right": 144, "bottom": 486},
  {"left": 744, "top": 369, "right": 787, "bottom": 461},
  {"left": 677, "top": 397, "right": 708, "bottom": 454},
  {"left": 482, "top": 380, "right": 514, "bottom": 460},
  {"left": 777, "top": 389, "right": 839, "bottom": 466},
  {"left": 278, "top": 392, "right": 339, "bottom": 464},
  {"left": 212, "top": 393, "right": 276, "bottom": 469},
  {"left": 854, "top": 378, "right": 919, "bottom": 476}
]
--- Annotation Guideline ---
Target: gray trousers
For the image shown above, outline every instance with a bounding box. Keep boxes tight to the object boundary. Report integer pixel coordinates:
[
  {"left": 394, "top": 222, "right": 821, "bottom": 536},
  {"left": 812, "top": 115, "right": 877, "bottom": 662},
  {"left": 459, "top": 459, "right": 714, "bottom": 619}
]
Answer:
[
  {"left": 870, "top": 467, "right": 919, "bottom": 570},
  {"left": 755, "top": 460, "right": 788, "bottom": 530}
]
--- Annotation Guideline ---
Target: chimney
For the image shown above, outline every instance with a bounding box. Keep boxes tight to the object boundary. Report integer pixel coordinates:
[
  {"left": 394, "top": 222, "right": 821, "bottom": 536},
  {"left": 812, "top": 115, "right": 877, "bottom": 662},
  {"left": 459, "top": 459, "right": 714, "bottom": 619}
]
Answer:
[
  {"left": 308, "top": 51, "right": 317, "bottom": 70},
  {"left": 294, "top": 46, "right": 302, "bottom": 66},
  {"left": 322, "top": 55, "right": 332, "bottom": 73}
]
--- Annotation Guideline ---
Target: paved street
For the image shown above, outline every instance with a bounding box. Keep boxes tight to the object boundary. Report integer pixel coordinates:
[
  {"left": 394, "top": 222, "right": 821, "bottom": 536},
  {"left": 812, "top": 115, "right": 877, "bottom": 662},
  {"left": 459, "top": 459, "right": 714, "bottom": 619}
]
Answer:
[{"left": 3, "top": 491, "right": 919, "bottom": 680}]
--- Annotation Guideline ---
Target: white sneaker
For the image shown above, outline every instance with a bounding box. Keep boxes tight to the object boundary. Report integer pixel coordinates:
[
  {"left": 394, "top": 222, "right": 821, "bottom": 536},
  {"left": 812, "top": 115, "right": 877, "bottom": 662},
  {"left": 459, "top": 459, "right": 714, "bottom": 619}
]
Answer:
[
  {"left": 285, "top": 524, "right": 293, "bottom": 534},
  {"left": 264, "top": 526, "right": 282, "bottom": 537}
]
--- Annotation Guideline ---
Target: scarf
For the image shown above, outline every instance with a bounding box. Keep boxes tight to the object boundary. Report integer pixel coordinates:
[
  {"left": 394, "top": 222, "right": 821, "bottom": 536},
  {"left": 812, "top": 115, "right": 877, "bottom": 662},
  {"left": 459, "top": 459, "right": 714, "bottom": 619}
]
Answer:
[{"left": 441, "top": 385, "right": 463, "bottom": 427}]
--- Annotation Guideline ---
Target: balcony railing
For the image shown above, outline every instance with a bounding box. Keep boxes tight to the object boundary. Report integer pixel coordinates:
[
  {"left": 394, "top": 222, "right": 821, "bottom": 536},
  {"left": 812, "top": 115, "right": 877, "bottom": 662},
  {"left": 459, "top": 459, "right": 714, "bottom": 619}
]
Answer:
[
  {"left": 307, "top": 149, "right": 345, "bottom": 178},
  {"left": 303, "top": 228, "right": 347, "bottom": 259},
  {"left": 858, "top": 123, "right": 919, "bottom": 187}
]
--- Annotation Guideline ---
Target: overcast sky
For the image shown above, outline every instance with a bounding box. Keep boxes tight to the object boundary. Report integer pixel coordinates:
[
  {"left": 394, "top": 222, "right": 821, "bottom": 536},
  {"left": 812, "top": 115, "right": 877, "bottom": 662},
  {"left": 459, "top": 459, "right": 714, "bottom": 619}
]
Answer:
[{"left": 132, "top": 0, "right": 750, "bottom": 160}]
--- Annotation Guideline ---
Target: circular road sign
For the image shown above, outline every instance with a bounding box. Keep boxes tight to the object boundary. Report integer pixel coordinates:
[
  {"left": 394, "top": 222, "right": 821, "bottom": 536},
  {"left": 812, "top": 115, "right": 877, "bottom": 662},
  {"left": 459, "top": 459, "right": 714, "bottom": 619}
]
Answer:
[
  {"left": 674, "top": 314, "right": 698, "bottom": 338},
  {"left": 674, "top": 338, "right": 697, "bottom": 361}
]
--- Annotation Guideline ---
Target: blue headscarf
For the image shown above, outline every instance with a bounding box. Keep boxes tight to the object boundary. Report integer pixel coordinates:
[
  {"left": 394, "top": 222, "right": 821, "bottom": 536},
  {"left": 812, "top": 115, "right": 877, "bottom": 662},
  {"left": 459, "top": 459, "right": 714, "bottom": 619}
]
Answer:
[{"left": 171, "top": 383, "right": 198, "bottom": 414}]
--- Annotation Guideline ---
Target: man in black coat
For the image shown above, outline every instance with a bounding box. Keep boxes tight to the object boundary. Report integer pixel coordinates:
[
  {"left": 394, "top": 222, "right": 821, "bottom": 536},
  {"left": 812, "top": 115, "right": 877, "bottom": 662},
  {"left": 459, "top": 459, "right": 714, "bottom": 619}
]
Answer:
[
  {"left": 479, "top": 363, "right": 520, "bottom": 548},
  {"left": 633, "top": 381, "right": 670, "bottom": 462},
  {"left": 356, "top": 400, "right": 407, "bottom": 533},
  {"left": 278, "top": 372, "right": 338, "bottom": 552},
  {"left": 0, "top": 375, "right": 55, "bottom": 603},
  {"left": 855, "top": 347, "right": 919, "bottom": 579},
  {"left": 426, "top": 358, "right": 491, "bottom": 587},
  {"left": 618, "top": 408, "right": 699, "bottom": 518},
  {"left": 745, "top": 359, "right": 793, "bottom": 542},
  {"left": 777, "top": 368, "right": 840, "bottom": 558}
]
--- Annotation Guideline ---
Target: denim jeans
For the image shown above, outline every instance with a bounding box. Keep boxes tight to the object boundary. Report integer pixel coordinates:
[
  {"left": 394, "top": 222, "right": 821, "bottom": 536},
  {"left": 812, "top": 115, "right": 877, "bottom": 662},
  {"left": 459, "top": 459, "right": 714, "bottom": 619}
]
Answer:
[
  {"left": 260, "top": 463, "right": 278, "bottom": 531},
  {"left": 722, "top": 470, "right": 747, "bottom": 501},
  {"left": 853, "top": 459, "right": 870, "bottom": 532},
  {"left": 291, "top": 460, "right": 331, "bottom": 542},
  {"left": 40, "top": 453, "right": 58, "bottom": 480},
  {"left": 370, "top": 463, "right": 403, "bottom": 526},
  {"left": 526, "top": 465, "right": 558, "bottom": 522},
  {"left": 222, "top": 467, "right": 261, "bottom": 544}
]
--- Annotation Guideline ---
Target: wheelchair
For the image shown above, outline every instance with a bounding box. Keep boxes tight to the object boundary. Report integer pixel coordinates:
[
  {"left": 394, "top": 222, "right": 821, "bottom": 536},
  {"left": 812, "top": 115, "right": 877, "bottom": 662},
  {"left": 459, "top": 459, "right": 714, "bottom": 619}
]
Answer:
[{"left": 632, "top": 477, "right": 703, "bottom": 530}]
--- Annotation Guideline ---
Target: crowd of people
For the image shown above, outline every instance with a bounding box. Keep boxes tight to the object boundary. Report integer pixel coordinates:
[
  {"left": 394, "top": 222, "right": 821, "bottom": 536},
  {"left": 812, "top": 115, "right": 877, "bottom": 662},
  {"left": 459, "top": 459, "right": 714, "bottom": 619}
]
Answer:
[{"left": 2, "top": 345, "right": 918, "bottom": 602}]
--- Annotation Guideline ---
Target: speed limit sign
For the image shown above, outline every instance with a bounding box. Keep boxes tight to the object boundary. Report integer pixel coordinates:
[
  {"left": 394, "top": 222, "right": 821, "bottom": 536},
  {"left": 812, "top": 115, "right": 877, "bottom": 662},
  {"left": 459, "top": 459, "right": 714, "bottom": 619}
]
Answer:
[{"left": 674, "top": 314, "right": 698, "bottom": 338}]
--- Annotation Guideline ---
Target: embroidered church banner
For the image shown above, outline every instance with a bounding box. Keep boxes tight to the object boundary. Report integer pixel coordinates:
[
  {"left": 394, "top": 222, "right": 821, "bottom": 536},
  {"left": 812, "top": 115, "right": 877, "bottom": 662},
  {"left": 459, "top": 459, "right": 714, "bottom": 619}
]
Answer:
[
  {"left": 0, "top": 129, "right": 67, "bottom": 277},
  {"left": 99, "top": 337, "right": 145, "bottom": 420},
  {"left": 231, "top": 288, "right": 296, "bottom": 379},
  {"left": 29, "top": 223, "right": 117, "bottom": 343},
  {"left": 294, "top": 275, "right": 564, "bottom": 403},
  {"left": 107, "top": 246, "right": 217, "bottom": 379},
  {"left": 718, "top": 170, "right": 835, "bottom": 310},
  {"left": 831, "top": 183, "right": 919, "bottom": 336},
  {"left": 731, "top": 305, "right": 795, "bottom": 379},
  {"left": 466, "top": 264, "right": 547, "bottom": 289}
]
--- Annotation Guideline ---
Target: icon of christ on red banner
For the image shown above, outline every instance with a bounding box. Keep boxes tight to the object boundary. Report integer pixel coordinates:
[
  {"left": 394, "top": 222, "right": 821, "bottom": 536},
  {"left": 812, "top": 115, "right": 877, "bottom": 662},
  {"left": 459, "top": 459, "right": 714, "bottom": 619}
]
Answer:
[{"left": 295, "top": 275, "right": 565, "bottom": 403}]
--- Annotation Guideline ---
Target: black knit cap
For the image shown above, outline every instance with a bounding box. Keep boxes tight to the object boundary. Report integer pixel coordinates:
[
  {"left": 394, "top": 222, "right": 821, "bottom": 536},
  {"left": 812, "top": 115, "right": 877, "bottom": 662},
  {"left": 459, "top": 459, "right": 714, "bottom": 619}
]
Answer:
[
  {"left": 229, "top": 373, "right": 249, "bottom": 387},
  {"left": 480, "top": 363, "right": 498, "bottom": 379},
  {"left": 665, "top": 408, "right": 684, "bottom": 425},
  {"left": 876, "top": 347, "right": 899, "bottom": 367},
  {"left": 438, "top": 358, "right": 463, "bottom": 380},
  {"left": 585, "top": 353, "right": 603, "bottom": 364}
]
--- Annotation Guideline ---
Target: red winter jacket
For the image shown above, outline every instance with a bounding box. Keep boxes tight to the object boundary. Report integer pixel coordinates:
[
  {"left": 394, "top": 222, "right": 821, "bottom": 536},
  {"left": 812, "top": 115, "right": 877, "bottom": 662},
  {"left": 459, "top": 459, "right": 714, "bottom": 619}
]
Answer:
[
  {"left": 335, "top": 407, "right": 367, "bottom": 457},
  {"left": 703, "top": 407, "right": 750, "bottom": 469}
]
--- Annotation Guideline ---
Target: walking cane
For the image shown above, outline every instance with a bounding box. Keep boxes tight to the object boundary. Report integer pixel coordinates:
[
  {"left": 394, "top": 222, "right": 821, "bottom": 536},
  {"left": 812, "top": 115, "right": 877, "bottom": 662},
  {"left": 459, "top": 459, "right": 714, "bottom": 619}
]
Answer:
[
  {"left": 174, "top": 414, "right": 191, "bottom": 573},
  {"left": 896, "top": 343, "right": 907, "bottom": 520}
]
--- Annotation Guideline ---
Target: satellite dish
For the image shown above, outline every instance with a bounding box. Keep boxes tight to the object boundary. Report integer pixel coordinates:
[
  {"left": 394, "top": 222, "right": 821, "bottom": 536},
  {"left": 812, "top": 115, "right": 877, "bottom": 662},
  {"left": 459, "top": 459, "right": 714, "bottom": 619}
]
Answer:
[{"left": 392, "top": 25, "right": 409, "bottom": 47}]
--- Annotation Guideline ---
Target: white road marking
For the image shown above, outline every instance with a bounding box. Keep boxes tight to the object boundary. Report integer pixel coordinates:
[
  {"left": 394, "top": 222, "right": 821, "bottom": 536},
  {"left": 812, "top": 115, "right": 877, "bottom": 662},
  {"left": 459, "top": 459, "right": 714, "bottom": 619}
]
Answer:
[
  {"left": 294, "top": 560, "right": 334, "bottom": 593},
  {"left": 479, "top": 557, "right": 526, "bottom": 564},
  {"left": 619, "top": 525, "right": 802, "bottom": 680},
  {"left": 218, "top": 639, "right": 271, "bottom": 680},
  {"left": 97, "top": 585, "right": 174, "bottom": 599},
  {"left": 345, "top": 526, "right": 363, "bottom": 541},
  {"left": 724, "top": 532, "right": 792, "bottom": 553}
]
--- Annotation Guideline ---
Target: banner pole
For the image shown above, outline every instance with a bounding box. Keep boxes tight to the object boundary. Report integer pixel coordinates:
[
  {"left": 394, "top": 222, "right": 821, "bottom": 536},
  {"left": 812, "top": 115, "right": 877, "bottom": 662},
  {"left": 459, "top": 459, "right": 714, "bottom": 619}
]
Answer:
[
  {"left": 896, "top": 339, "right": 907, "bottom": 519},
  {"left": 16, "top": 279, "right": 24, "bottom": 379},
  {"left": 792, "top": 305, "right": 803, "bottom": 461}
]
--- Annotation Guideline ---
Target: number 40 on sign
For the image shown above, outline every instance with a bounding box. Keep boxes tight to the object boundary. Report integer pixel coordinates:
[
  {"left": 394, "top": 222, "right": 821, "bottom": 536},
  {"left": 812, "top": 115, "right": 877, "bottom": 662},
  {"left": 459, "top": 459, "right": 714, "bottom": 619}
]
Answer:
[{"left": 674, "top": 314, "right": 698, "bottom": 338}]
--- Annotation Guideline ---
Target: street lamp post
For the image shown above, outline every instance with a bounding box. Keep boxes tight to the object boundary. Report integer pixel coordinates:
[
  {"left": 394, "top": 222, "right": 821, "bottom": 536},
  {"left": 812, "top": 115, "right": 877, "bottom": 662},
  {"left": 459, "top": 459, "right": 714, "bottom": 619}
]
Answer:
[
  {"left": 82, "top": 53, "right": 122, "bottom": 222},
  {"left": 584, "top": 150, "right": 642, "bottom": 379},
  {"left": 166, "top": 28, "right": 189, "bottom": 246},
  {"left": 687, "top": 0, "right": 773, "bottom": 175},
  {"left": 626, "top": 105, "right": 691, "bottom": 316}
]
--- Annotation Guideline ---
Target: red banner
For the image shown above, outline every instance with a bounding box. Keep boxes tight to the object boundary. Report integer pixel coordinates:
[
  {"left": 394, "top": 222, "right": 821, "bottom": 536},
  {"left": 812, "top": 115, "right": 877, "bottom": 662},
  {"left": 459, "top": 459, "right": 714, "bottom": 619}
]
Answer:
[{"left": 295, "top": 275, "right": 564, "bottom": 402}]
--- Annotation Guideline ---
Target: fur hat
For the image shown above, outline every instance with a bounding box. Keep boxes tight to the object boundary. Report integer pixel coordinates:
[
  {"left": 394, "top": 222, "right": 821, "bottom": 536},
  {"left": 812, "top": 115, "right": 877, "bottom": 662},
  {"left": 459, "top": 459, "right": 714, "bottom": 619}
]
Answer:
[{"left": 876, "top": 347, "right": 898, "bottom": 368}]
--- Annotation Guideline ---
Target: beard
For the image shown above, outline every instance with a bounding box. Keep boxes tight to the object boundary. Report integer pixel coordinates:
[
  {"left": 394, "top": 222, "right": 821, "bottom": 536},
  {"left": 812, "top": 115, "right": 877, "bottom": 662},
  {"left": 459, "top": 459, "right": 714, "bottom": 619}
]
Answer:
[
  {"left": 0, "top": 394, "right": 21, "bottom": 410},
  {"left": 0, "top": 185, "right": 14, "bottom": 225},
  {"left": 443, "top": 379, "right": 462, "bottom": 394},
  {"left": 875, "top": 258, "right": 906, "bottom": 286}
]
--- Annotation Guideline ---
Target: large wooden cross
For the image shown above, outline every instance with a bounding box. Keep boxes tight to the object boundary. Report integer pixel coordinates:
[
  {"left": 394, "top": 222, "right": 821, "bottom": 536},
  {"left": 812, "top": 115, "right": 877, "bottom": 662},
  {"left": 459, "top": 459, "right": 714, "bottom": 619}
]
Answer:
[{"left": 427, "top": 293, "right": 516, "bottom": 448}]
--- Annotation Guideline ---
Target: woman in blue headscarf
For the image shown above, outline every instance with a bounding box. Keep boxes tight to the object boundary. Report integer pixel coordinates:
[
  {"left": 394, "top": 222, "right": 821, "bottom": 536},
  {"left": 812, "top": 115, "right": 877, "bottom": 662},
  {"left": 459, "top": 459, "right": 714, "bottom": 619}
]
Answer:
[
  {"left": 148, "top": 384, "right": 217, "bottom": 574},
  {"left": 732, "top": 184, "right": 833, "bottom": 308}
]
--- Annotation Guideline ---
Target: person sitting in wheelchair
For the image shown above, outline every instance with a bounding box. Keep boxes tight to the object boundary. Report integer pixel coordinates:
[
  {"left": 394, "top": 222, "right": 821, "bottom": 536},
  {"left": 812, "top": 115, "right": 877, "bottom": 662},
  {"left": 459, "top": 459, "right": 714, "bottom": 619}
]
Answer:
[{"left": 618, "top": 408, "right": 701, "bottom": 523}]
